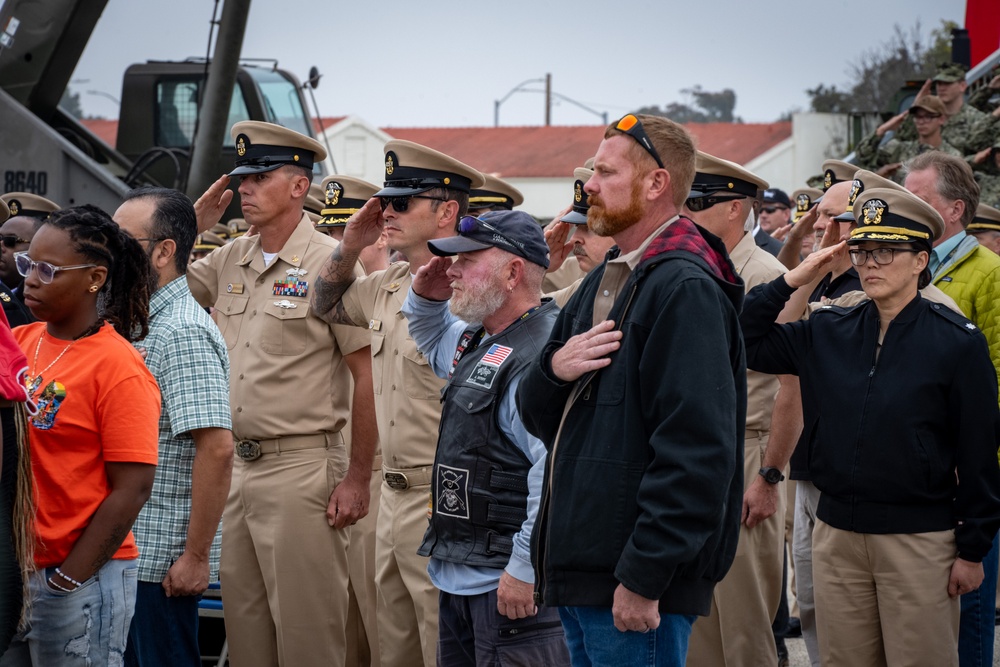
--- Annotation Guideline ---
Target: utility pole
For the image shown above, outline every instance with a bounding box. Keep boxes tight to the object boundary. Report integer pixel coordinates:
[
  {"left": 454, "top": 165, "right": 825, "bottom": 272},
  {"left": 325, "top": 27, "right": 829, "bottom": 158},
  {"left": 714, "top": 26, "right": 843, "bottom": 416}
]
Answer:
[{"left": 545, "top": 73, "right": 551, "bottom": 126}]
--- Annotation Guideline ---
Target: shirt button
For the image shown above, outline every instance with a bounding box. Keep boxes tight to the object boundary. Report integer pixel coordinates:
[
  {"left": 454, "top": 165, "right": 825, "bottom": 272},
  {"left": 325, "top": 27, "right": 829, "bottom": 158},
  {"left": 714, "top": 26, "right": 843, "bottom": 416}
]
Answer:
[
  {"left": 252, "top": 309, "right": 257, "bottom": 316},
  {"left": 245, "top": 342, "right": 250, "bottom": 347},
  {"left": 394, "top": 350, "right": 399, "bottom": 356},
  {"left": 239, "top": 374, "right": 244, "bottom": 380},
  {"left": 236, "top": 407, "right": 242, "bottom": 413},
  {"left": 603, "top": 290, "right": 610, "bottom": 297},
  {"left": 391, "top": 384, "right": 396, "bottom": 390},
  {"left": 389, "top": 420, "right": 395, "bottom": 426}
]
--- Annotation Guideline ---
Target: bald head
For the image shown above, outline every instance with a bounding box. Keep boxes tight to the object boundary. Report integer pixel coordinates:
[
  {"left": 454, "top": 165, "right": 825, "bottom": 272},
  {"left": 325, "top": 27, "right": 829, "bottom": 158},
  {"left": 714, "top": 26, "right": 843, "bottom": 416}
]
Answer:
[{"left": 814, "top": 181, "right": 851, "bottom": 236}]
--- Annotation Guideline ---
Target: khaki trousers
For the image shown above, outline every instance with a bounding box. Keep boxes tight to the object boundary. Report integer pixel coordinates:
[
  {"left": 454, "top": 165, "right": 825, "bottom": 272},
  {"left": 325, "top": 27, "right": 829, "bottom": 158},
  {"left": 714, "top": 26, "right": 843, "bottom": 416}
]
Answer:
[
  {"left": 221, "top": 441, "right": 351, "bottom": 667},
  {"left": 346, "top": 465, "right": 382, "bottom": 667},
  {"left": 375, "top": 481, "right": 439, "bottom": 667},
  {"left": 813, "top": 520, "right": 959, "bottom": 667},
  {"left": 686, "top": 432, "right": 785, "bottom": 667}
]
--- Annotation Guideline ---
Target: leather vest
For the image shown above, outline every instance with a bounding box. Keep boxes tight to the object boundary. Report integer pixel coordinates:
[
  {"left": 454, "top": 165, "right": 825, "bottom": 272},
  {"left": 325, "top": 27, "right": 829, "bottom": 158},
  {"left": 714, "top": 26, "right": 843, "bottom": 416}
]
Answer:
[{"left": 418, "top": 300, "right": 558, "bottom": 569}]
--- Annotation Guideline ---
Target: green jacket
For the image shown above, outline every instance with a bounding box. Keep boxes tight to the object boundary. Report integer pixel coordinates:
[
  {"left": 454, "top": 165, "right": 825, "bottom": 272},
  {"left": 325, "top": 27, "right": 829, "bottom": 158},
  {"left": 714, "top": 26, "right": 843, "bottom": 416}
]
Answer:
[{"left": 933, "top": 235, "right": 1000, "bottom": 400}]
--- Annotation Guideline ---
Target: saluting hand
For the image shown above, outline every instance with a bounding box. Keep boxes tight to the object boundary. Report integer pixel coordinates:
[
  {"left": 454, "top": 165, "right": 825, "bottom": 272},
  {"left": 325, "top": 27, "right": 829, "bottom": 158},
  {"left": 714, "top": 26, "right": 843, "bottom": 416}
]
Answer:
[
  {"left": 550, "top": 320, "right": 622, "bottom": 382},
  {"left": 876, "top": 111, "right": 908, "bottom": 138},
  {"left": 784, "top": 241, "right": 847, "bottom": 289},
  {"left": 543, "top": 207, "right": 575, "bottom": 274},
  {"left": 193, "top": 174, "right": 234, "bottom": 234},
  {"left": 412, "top": 256, "right": 454, "bottom": 302},
  {"left": 341, "top": 198, "right": 385, "bottom": 254}
]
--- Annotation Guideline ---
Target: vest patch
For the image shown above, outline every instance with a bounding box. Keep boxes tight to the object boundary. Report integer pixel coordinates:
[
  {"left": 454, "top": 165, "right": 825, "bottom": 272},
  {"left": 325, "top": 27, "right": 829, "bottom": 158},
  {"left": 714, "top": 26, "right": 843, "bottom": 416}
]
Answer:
[
  {"left": 467, "top": 362, "right": 500, "bottom": 389},
  {"left": 435, "top": 464, "right": 470, "bottom": 519}
]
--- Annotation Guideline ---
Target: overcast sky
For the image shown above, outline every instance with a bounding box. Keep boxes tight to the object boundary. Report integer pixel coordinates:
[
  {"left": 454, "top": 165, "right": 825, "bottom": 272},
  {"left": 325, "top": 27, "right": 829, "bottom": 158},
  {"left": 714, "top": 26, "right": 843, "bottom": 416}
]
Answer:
[{"left": 70, "top": 0, "right": 965, "bottom": 128}]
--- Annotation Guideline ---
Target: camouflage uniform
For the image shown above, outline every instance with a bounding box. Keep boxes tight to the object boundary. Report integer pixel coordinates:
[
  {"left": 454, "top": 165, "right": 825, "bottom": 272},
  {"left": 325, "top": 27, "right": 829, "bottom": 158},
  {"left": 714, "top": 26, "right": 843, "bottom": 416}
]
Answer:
[
  {"left": 978, "top": 171, "right": 1000, "bottom": 209},
  {"left": 894, "top": 103, "right": 994, "bottom": 155},
  {"left": 854, "top": 131, "right": 962, "bottom": 184}
]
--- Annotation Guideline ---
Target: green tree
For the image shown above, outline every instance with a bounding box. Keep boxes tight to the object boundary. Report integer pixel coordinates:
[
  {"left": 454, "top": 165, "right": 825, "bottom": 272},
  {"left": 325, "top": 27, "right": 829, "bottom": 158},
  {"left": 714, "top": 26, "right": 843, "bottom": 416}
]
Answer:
[
  {"left": 59, "top": 87, "right": 83, "bottom": 119},
  {"left": 638, "top": 86, "right": 741, "bottom": 124}
]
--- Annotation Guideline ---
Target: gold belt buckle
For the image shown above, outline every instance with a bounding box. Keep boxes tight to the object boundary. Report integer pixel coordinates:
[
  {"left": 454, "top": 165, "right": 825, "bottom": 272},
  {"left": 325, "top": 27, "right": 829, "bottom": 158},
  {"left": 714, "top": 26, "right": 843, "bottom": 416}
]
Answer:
[
  {"left": 384, "top": 471, "right": 408, "bottom": 490},
  {"left": 235, "top": 440, "right": 262, "bottom": 461}
]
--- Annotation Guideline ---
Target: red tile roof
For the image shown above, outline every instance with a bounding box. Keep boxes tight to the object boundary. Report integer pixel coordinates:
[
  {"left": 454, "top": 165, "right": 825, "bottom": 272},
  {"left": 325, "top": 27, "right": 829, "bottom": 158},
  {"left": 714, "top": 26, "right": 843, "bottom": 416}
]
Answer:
[
  {"left": 314, "top": 116, "right": 346, "bottom": 133},
  {"left": 81, "top": 119, "right": 119, "bottom": 147},
  {"left": 384, "top": 122, "right": 792, "bottom": 178}
]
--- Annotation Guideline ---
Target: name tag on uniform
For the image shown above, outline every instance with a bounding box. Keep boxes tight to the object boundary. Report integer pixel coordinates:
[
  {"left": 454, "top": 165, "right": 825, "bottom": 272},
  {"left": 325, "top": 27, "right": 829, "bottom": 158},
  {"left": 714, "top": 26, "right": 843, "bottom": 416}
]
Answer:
[{"left": 227, "top": 283, "right": 244, "bottom": 294}]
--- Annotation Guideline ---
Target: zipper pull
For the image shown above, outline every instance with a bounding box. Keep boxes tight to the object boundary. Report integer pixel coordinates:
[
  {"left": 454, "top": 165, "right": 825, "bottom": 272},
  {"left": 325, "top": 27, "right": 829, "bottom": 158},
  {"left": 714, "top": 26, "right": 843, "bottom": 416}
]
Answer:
[{"left": 868, "top": 366, "right": 875, "bottom": 378}]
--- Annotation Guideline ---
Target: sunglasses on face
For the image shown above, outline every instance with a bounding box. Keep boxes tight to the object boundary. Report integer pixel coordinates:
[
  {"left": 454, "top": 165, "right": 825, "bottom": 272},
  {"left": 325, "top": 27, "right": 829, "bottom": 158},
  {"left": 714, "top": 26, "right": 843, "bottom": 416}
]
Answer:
[
  {"left": 14, "top": 252, "right": 97, "bottom": 284},
  {"left": 456, "top": 216, "right": 524, "bottom": 253},
  {"left": 378, "top": 195, "right": 447, "bottom": 213},
  {"left": 761, "top": 206, "right": 789, "bottom": 214},
  {"left": 0, "top": 234, "right": 31, "bottom": 249},
  {"left": 615, "top": 114, "right": 665, "bottom": 169},
  {"left": 685, "top": 194, "right": 746, "bottom": 212}
]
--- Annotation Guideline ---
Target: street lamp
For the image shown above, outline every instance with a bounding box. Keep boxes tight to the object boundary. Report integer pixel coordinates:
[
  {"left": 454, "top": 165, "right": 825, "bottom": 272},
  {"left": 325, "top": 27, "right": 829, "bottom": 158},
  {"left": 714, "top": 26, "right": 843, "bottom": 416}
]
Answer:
[{"left": 494, "top": 77, "right": 545, "bottom": 127}]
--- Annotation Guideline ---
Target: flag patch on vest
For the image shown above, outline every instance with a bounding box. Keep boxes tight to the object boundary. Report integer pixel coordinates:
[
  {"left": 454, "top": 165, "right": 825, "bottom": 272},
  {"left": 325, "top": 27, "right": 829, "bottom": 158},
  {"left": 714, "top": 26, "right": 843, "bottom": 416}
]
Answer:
[
  {"left": 435, "top": 464, "right": 470, "bottom": 519},
  {"left": 481, "top": 344, "right": 512, "bottom": 366}
]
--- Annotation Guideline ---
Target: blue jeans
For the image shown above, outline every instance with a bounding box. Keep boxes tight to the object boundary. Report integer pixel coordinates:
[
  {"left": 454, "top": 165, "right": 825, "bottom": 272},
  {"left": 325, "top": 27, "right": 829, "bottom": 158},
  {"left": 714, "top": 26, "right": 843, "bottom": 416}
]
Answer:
[
  {"left": 0, "top": 559, "right": 137, "bottom": 667},
  {"left": 958, "top": 531, "right": 999, "bottom": 667},
  {"left": 123, "top": 581, "right": 201, "bottom": 667},
  {"left": 558, "top": 606, "right": 695, "bottom": 667}
]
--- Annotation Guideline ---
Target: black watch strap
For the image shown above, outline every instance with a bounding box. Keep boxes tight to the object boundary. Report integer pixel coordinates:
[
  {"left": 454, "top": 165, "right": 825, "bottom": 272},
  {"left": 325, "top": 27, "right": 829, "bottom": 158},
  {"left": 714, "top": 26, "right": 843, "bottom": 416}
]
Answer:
[{"left": 758, "top": 466, "right": 785, "bottom": 484}]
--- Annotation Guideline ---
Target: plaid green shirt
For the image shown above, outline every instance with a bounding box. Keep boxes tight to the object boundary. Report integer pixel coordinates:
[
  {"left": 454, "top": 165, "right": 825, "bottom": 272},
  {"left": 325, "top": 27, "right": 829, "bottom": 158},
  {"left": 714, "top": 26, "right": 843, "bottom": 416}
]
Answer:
[{"left": 132, "top": 276, "right": 232, "bottom": 583}]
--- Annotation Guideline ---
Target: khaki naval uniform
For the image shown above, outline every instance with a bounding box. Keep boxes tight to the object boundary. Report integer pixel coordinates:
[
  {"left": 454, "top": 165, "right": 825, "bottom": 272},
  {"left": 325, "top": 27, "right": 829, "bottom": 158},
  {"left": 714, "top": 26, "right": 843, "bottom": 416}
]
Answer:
[
  {"left": 687, "top": 231, "right": 787, "bottom": 667},
  {"left": 188, "top": 213, "right": 370, "bottom": 667},
  {"left": 340, "top": 262, "right": 445, "bottom": 667}
]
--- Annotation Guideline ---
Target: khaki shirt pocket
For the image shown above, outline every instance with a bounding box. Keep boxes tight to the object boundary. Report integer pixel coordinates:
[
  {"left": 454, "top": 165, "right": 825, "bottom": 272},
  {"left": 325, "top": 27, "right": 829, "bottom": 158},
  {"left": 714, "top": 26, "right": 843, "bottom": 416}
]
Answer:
[
  {"left": 370, "top": 332, "right": 385, "bottom": 395},
  {"left": 261, "top": 300, "right": 311, "bottom": 355},
  {"left": 214, "top": 294, "right": 250, "bottom": 349},
  {"left": 402, "top": 344, "right": 444, "bottom": 400}
]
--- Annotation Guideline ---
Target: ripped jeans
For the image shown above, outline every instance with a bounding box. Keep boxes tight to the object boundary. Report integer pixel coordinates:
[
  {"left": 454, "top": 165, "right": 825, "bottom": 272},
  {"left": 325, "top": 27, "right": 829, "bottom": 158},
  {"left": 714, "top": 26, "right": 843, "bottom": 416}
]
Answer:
[{"left": 0, "top": 559, "right": 137, "bottom": 667}]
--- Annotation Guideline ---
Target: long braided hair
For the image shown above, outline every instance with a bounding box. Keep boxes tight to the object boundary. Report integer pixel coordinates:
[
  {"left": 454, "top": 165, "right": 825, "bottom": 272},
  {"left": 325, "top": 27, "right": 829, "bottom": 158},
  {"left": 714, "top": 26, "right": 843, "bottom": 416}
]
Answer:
[{"left": 44, "top": 205, "right": 152, "bottom": 341}]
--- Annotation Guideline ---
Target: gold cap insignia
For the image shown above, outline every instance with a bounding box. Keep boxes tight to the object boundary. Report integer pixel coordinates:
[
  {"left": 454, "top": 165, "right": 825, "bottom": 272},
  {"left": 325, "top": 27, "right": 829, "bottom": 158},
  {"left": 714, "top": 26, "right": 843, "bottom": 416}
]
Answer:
[
  {"left": 236, "top": 135, "right": 247, "bottom": 157},
  {"left": 385, "top": 153, "right": 396, "bottom": 176},
  {"left": 7, "top": 200, "right": 18, "bottom": 216},
  {"left": 326, "top": 181, "right": 343, "bottom": 206},
  {"left": 863, "top": 199, "right": 886, "bottom": 225},
  {"left": 574, "top": 181, "right": 583, "bottom": 203},
  {"left": 824, "top": 169, "right": 834, "bottom": 190},
  {"left": 796, "top": 194, "right": 811, "bottom": 213},
  {"left": 848, "top": 179, "right": 863, "bottom": 206}
]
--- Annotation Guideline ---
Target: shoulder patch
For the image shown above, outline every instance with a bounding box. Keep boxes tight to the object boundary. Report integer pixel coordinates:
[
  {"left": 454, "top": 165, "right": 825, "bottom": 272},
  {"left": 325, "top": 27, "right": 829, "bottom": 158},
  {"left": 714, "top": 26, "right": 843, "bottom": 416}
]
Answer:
[
  {"left": 928, "top": 302, "right": 980, "bottom": 333},
  {"left": 811, "top": 304, "right": 852, "bottom": 317}
]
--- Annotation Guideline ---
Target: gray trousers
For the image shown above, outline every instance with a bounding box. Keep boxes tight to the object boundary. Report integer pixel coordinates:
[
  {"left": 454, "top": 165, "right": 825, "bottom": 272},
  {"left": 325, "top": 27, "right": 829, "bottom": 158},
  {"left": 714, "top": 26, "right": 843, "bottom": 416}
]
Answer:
[{"left": 792, "top": 480, "right": 821, "bottom": 667}]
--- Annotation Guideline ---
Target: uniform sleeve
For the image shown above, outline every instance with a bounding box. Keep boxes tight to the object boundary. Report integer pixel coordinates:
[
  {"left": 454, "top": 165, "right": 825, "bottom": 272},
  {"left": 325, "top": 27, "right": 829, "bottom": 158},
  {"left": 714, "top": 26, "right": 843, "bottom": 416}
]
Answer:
[
  {"left": 97, "top": 370, "right": 161, "bottom": 465},
  {"left": 854, "top": 130, "right": 887, "bottom": 170},
  {"left": 341, "top": 269, "right": 389, "bottom": 329},
  {"left": 158, "top": 325, "right": 232, "bottom": 437},
  {"left": 741, "top": 275, "right": 810, "bottom": 376},
  {"left": 186, "top": 246, "right": 228, "bottom": 308},
  {"left": 950, "top": 333, "right": 1000, "bottom": 561},
  {"left": 332, "top": 323, "right": 371, "bottom": 357},
  {"left": 498, "top": 373, "right": 546, "bottom": 585}
]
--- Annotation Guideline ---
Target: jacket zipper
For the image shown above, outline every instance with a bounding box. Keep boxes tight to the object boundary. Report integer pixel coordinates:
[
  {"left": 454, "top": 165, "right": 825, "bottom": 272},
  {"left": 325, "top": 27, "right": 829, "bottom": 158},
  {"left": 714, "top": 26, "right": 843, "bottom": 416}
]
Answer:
[
  {"left": 849, "top": 318, "right": 885, "bottom": 530},
  {"left": 535, "top": 283, "right": 639, "bottom": 604}
]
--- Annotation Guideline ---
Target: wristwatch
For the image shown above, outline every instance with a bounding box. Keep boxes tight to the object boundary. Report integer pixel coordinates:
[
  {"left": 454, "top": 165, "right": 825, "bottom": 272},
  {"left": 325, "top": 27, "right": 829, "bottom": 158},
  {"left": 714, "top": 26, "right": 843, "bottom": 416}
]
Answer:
[{"left": 758, "top": 466, "right": 785, "bottom": 484}]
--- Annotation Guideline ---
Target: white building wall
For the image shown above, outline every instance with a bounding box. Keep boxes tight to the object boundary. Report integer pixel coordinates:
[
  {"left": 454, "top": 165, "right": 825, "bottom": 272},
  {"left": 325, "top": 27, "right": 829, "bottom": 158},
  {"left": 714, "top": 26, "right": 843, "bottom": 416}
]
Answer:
[{"left": 746, "top": 113, "right": 851, "bottom": 190}]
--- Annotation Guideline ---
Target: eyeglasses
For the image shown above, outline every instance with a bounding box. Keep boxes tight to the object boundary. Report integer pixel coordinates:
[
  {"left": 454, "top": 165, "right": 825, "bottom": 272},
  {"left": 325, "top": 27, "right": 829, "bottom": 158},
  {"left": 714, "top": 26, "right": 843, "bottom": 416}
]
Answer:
[
  {"left": 456, "top": 216, "right": 524, "bottom": 253},
  {"left": 378, "top": 195, "right": 447, "bottom": 213},
  {"left": 14, "top": 252, "right": 98, "bottom": 284},
  {"left": 761, "top": 206, "right": 789, "bottom": 214},
  {"left": 848, "top": 247, "right": 920, "bottom": 266},
  {"left": 0, "top": 234, "right": 31, "bottom": 249},
  {"left": 911, "top": 112, "right": 942, "bottom": 121},
  {"left": 615, "top": 114, "right": 665, "bottom": 169},
  {"left": 684, "top": 194, "right": 746, "bottom": 212}
]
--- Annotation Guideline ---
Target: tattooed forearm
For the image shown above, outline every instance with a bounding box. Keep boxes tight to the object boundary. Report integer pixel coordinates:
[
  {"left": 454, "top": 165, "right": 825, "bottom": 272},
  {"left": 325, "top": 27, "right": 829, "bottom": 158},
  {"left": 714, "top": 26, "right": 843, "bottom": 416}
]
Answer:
[
  {"left": 91, "top": 522, "right": 133, "bottom": 572},
  {"left": 312, "top": 246, "right": 361, "bottom": 324}
]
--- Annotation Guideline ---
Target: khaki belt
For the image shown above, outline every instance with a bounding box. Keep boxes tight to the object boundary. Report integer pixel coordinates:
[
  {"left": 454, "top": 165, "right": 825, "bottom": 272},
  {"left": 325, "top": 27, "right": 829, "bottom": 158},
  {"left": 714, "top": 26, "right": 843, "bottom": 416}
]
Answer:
[
  {"left": 745, "top": 429, "right": 769, "bottom": 442},
  {"left": 382, "top": 464, "right": 433, "bottom": 490},
  {"left": 234, "top": 434, "right": 331, "bottom": 461}
]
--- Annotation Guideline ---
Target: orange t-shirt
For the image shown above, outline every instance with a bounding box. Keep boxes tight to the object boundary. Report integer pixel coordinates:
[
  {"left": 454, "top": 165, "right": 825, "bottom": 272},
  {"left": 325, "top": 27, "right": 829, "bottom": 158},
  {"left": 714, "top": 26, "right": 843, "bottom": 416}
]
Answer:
[{"left": 14, "top": 322, "right": 160, "bottom": 568}]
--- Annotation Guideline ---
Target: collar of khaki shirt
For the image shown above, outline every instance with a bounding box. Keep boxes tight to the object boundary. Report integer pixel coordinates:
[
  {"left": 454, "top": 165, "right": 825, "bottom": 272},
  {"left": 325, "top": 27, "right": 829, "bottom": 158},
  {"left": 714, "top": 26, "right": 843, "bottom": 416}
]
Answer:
[{"left": 236, "top": 212, "right": 314, "bottom": 272}]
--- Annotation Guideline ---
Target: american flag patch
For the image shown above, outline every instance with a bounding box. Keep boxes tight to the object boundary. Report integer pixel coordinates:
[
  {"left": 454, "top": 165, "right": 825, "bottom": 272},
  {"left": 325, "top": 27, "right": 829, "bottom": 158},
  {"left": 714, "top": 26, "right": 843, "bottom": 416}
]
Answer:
[{"left": 481, "top": 344, "right": 513, "bottom": 366}]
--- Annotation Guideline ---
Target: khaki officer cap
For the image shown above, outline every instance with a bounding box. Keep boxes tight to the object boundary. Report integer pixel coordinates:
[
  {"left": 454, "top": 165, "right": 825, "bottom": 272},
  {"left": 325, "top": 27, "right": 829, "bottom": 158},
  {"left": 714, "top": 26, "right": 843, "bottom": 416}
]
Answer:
[
  {"left": 228, "top": 218, "right": 250, "bottom": 239},
  {"left": 229, "top": 120, "right": 327, "bottom": 177},
  {"left": 820, "top": 159, "right": 856, "bottom": 192},
  {"left": 469, "top": 174, "right": 524, "bottom": 211},
  {"left": 210, "top": 222, "right": 230, "bottom": 239},
  {"left": 562, "top": 167, "right": 595, "bottom": 224},
  {"left": 584, "top": 157, "right": 596, "bottom": 169},
  {"left": 833, "top": 169, "right": 906, "bottom": 222},
  {"left": 0, "top": 199, "right": 7, "bottom": 224},
  {"left": 910, "top": 96, "right": 947, "bottom": 117},
  {"left": 376, "top": 140, "right": 485, "bottom": 197},
  {"left": 969, "top": 203, "right": 1000, "bottom": 233},
  {"left": 318, "top": 175, "right": 379, "bottom": 228},
  {"left": 689, "top": 151, "right": 769, "bottom": 198},
  {"left": 792, "top": 188, "right": 822, "bottom": 223},
  {"left": 304, "top": 193, "right": 324, "bottom": 224},
  {"left": 849, "top": 187, "right": 944, "bottom": 245},
  {"left": 1, "top": 192, "right": 59, "bottom": 219},
  {"left": 193, "top": 232, "right": 226, "bottom": 252}
]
